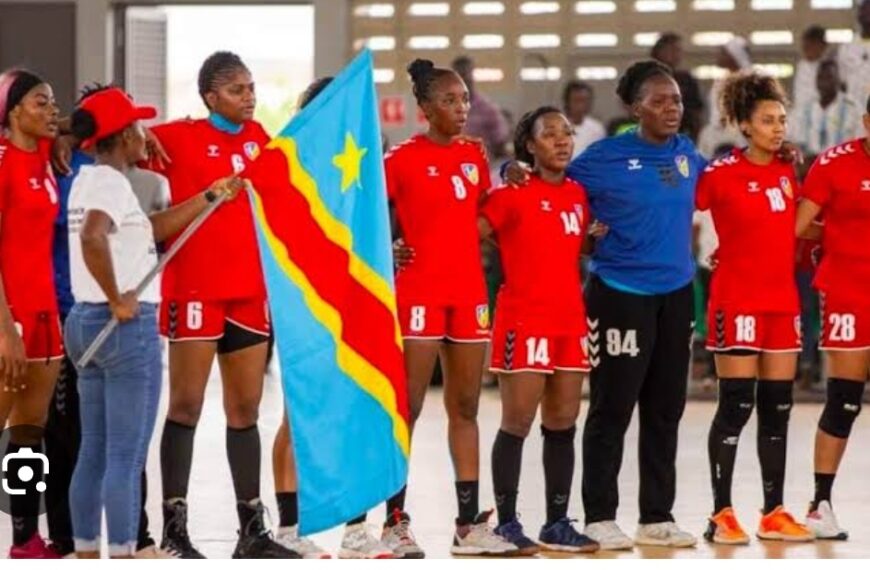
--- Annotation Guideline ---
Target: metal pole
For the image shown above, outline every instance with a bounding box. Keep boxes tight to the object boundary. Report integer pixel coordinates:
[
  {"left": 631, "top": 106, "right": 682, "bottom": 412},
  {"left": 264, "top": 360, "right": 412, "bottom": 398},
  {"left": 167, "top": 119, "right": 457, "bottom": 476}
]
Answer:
[{"left": 76, "top": 193, "right": 229, "bottom": 368}]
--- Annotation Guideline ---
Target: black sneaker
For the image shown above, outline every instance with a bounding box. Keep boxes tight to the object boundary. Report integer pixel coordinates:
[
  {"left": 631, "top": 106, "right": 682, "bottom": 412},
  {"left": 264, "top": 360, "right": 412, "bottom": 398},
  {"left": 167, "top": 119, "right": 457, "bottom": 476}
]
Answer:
[
  {"left": 161, "top": 500, "right": 206, "bottom": 559},
  {"left": 232, "top": 500, "right": 301, "bottom": 559}
]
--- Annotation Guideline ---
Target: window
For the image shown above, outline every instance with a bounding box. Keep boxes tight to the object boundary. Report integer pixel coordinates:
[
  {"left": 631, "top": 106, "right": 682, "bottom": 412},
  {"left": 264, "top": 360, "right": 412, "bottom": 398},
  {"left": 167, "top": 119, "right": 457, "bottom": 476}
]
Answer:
[
  {"left": 408, "top": 3, "right": 450, "bottom": 16},
  {"left": 462, "top": 34, "right": 505, "bottom": 49},
  {"left": 750, "top": 31, "right": 794, "bottom": 45},
  {"left": 520, "top": 1, "right": 560, "bottom": 14},
  {"left": 353, "top": 36, "right": 396, "bottom": 51},
  {"left": 635, "top": 0, "right": 677, "bottom": 12},
  {"left": 575, "top": 1, "right": 617, "bottom": 14},
  {"left": 521, "top": 67, "right": 562, "bottom": 81},
  {"left": 519, "top": 34, "right": 561, "bottom": 48},
  {"left": 575, "top": 33, "right": 619, "bottom": 47},
  {"left": 463, "top": 2, "right": 505, "bottom": 15},
  {"left": 692, "top": 0, "right": 734, "bottom": 9},
  {"left": 576, "top": 66, "right": 618, "bottom": 80},
  {"left": 353, "top": 3, "right": 394, "bottom": 18},
  {"left": 407, "top": 35, "right": 450, "bottom": 49}
]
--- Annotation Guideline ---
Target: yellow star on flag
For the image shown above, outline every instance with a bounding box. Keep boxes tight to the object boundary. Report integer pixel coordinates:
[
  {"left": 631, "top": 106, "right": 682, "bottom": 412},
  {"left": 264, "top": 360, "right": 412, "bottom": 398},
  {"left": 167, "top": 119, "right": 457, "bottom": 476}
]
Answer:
[{"left": 332, "top": 132, "right": 368, "bottom": 193}]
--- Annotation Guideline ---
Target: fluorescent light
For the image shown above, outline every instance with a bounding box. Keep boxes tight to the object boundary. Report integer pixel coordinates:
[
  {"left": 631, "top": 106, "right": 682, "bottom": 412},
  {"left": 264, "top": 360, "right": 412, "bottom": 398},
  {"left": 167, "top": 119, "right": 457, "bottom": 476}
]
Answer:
[
  {"left": 575, "top": 1, "right": 616, "bottom": 14},
  {"left": 463, "top": 2, "right": 505, "bottom": 15},
  {"left": 353, "top": 3, "right": 395, "bottom": 18},
  {"left": 520, "top": 1, "right": 561, "bottom": 14},
  {"left": 408, "top": 3, "right": 450, "bottom": 16},
  {"left": 576, "top": 66, "right": 618, "bottom": 80},
  {"left": 575, "top": 33, "right": 619, "bottom": 47},
  {"left": 519, "top": 34, "right": 561, "bottom": 48},
  {"left": 407, "top": 35, "right": 450, "bottom": 49}
]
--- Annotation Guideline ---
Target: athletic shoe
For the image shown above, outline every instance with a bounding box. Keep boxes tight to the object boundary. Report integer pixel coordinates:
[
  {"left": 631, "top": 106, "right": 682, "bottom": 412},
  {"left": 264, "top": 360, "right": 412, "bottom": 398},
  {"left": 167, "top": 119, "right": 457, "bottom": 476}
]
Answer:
[
  {"left": 339, "top": 522, "right": 394, "bottom": 559},
  {"left": 232, "top": 500, "right": 302, "bottom": 559},
  {"left": 703, "top": 507, "right": 750, "bottom": 545},
  {"left": 8, "top": 534, "right": 62, "bottom": 559},
  {"left": 635, "top": 521, "right": 697, "bottom": 547},
  {"left": 538, "top": 518, "right": 600, "bottom": 553},
  {"left": 806, "top": 500, "right": 848, "bottom": 540},
  {"left": 381, "top": 510, "right": 425, "bottom": 559},
  {"left": 757, "top": 506, "right": 813, "bottom": 542},
  {"left": 584, "top": 521, "right": 634, "bottom": 551},
  {"left": 450, "top": 510, "right": 519, "bottom": 556},
  {"left": 161, "top": 499, "right": 206, "bottom": 559},
  {"left": 276, "top": 526, "right": 331, "bottom": 559},
  {"left": 494, "top": 518, "right": 540, "bottom": 556}
]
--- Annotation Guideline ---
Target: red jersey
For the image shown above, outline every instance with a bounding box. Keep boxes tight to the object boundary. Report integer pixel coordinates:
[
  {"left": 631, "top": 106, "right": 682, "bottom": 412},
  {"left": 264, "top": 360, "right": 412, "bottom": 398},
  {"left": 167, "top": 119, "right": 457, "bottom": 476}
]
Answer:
[
  {"left": 385, "top": 134, "right": 490, "bottom": 305},
  {"left": 480, "top": 176, "right": 589, "bottom": 334},
  {"left": 802, "top": 138, "right": 870, "bottom": 308},
  {"left": 149, "top": 119, "right": 270, "bottom": 300},
  {"left": 696, "top": 150, "right": 799, "bottom": 314},
  {"left": 0, "top": 138, "right": 59, "bottom": 313}
]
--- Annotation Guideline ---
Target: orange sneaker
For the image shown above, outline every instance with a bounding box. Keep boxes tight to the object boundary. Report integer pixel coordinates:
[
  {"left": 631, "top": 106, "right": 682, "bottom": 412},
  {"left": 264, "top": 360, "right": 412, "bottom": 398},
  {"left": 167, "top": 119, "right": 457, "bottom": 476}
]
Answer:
[
  {"left": 704, "top": 507, "right": 750, "bottom": 545},
  {"left": 757, "top": 506, "right": 814, "bottom": 542}
]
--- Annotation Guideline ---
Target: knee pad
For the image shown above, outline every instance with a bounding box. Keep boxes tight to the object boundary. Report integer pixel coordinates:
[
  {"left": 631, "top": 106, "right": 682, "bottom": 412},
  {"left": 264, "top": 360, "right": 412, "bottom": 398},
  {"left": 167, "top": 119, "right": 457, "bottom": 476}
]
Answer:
[
  {"left": 756, "top": 380, "right": 793, "bottom": 435},
  {"left": 819, "top": 378, "right": 865, "bottom": 439},
  {"left": 713, "top": 379, "right": 756, "bottom": 435}
]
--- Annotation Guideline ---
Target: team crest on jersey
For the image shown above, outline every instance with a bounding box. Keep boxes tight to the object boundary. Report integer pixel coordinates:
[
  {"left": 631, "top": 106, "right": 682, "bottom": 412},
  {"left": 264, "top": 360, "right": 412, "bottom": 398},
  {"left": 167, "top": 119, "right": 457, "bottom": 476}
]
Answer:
[
  {"left": 675, "top": 155, "right": 690, "bottom": 178},
  {"left": 243, "top": 141, "right": 260, "bottom": 160},
  {"left": 461, "top": 163, "right": 479, "bottom": 185},
  {"left": 780, "top": 176, "right": 793, "bottom": 199},
  {"left": 476, "top": 304, "right": 490, "bottom": 329}
]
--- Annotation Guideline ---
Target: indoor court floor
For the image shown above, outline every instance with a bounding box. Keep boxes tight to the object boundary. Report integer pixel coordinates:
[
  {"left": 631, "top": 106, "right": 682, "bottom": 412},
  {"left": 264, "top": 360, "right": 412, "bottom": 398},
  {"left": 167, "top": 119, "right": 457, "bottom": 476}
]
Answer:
[{"left": 2, "top": 363, "right": 869, "bottom": 559}]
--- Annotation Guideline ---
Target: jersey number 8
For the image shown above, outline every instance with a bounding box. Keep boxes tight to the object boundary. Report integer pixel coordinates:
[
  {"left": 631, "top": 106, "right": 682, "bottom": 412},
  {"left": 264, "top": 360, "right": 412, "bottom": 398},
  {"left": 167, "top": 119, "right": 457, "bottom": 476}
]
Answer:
[{"left": 451, "top": 176, "right": 468, "bottom": 201}]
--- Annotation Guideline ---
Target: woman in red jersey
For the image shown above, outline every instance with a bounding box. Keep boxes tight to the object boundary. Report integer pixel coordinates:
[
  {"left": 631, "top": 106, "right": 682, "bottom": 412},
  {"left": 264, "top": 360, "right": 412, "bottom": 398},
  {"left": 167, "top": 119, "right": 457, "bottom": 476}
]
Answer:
[
  {"left": 0, "top": 69, "right": 63, "bottom": 558},
  {"left": 796, "top": 95, "right": 870, "bottom": 541},
  {"left": 480, "top": 106, "right": 600, "bottom": 556},
  {"left": 350, "top": 58, "right": 515, "bottom": 559},
  {"left": 698, "top": 72, "right": 812, "bottom": 545},
  {"left": 146, "top": 52, "right": 296, "bottom": 559}
]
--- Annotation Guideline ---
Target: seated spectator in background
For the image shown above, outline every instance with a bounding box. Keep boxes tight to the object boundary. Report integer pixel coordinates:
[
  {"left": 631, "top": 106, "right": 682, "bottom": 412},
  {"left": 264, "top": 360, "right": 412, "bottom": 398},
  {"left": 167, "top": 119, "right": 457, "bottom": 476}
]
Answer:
[
  {"left": 837, "top": 0, "right": 870, "bottom": 105},
  {"left": 451, "top": 55, "right": 510, "bottom": 158},
  {"left": 651, "top": 33, "right": 704, "bottom": 142},
  {"left": 794, "top": 25, "right": 831, "bottom": 112},
  {"left": 561, "top": 80, "right": 605, "bottom": 158},
  {"left": 792, "top": 59, "right": 863, "bottom": 158},
  {"left": 699, "top": 37, "right": 752, "bottom": 157}
]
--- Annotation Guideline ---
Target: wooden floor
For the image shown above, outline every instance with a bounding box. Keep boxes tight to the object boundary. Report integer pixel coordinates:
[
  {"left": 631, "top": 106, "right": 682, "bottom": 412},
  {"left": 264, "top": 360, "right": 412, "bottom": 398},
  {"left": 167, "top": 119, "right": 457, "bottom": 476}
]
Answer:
[{"left": 3, "top": 364, "right": 870, "bottom": 559}]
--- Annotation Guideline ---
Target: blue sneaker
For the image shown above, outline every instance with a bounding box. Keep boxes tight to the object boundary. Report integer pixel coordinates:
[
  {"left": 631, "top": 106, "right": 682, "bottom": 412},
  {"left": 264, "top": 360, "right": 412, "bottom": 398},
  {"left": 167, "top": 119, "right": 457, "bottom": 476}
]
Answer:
[
  {"left": 539, "top": 518, "right": 600, "bottom": 553},
  {"left": 494, "top": 519, "right": 540, "bottom": 557}
]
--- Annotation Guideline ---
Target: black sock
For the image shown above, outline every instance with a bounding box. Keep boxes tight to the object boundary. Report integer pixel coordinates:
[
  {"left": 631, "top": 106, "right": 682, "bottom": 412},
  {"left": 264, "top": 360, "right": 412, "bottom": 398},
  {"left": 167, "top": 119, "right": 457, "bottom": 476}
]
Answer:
[
  {"left": 708, "top": 378, "right": 756, "bottom": 513},
  {"left": 7, "top": 441, "right": 41, "bottom": 546},
  {"left": 236, "top": 500, "right": 265, "bottom": 535},
  {"left": 385, "top": 485, "right": 407, "bottom": 521},
  {"left": 813, "top": 473, "right": 836, "bottom": 510},
  {"left": 757, "top": 380, "right": 793, "bottom": 514},
  {"left": 137, "top": 470, "right": 155, "bottom": 551},
  {"left": 491, "top": 429, "right": 523, "bottom": 526},
  {"left": 277, "top": 492, "right": 298, "bottom": 528},
  {"left": 542, "top": 426, "right": 576, "bottom": 525},
  {"left": 455, "top": 481, "right": 480, "bottom": 526},
  {"left": 348, "top": 514, "right": 367, "bottom": 525},
  {"left": 160, "top": 420, "right": 196, "bottom": 503},
  {"left": 226, "top": 424, "right": 261, "bottom": 504}
]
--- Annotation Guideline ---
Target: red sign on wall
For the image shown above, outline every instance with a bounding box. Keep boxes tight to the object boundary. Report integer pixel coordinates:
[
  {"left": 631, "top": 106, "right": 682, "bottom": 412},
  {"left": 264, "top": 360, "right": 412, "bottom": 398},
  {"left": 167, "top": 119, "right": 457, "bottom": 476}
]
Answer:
[{"left": 379, "top": 96, "right": 406, "bottom": 127}]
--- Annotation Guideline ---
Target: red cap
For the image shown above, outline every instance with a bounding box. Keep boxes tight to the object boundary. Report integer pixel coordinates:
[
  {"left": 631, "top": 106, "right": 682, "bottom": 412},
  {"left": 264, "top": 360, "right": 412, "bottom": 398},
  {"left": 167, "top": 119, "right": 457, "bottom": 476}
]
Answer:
[{"left": 79, "top": 87, "right": 157, "bottom": 148}]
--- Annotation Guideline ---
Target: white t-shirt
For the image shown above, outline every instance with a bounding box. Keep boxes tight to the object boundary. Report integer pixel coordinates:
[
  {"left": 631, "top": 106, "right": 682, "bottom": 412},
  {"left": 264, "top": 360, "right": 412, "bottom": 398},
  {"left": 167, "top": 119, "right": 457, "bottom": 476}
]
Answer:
[
  {"left": 571, "top": 117, "right": 606, "bottom": 158},
  {"left": 68, "top": 165, "right": 160, "bottom": 304},
  {"left": 838, "top": 40, "right": 870, "bottom": 106},
  {"left": 126, "top": 167, "right": 170, "bottom": 215},
  {"left": 792, "top": 58, "right": 821, "bottom": 112},
  {"left": 791, "top": 92, "right": 864, "bottom": 156}
]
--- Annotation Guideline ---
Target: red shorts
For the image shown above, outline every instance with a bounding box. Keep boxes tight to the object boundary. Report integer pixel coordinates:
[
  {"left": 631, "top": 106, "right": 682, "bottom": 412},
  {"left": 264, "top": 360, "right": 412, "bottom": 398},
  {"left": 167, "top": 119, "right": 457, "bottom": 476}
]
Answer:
[
  {"left": 490, "top": 323, "right": 589, "bottom": 374},
  {"left": 159, "top": 297, "right": 270, "bottom": 341},
  {"left": 10, "top": 309, "right": 64, "bottom": 361},
  {"left": 397, "top": 302, "right": 490, "bottom": 342},
  {"left": 706, "top": 307, "right": 801, "bottom": 353},
  {"left": 819, "top": 294, "right": 870, "bottom": 351}
]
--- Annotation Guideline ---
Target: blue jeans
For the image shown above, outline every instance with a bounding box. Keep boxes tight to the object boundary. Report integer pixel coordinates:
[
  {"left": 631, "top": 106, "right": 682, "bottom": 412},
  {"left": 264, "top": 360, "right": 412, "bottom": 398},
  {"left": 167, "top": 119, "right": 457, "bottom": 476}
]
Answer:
[{"left": 64, "top": 303, "right": 161, "bottom": 556}]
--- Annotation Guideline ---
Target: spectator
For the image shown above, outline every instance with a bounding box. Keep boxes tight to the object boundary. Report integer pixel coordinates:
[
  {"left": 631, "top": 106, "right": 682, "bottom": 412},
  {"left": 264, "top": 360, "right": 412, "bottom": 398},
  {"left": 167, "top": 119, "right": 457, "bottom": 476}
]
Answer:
[
  {"left": 699, "top": 36, "right": 752, "bottom": 157},
  {"left": 451, "top": 55, "right": 511, "bottom": 158},
  {"left": 792, "top": 60, "right": 863, "bottom": 158},
  {"left": 652, "top": 33, "right": 705, "bottom": 142},
  {"left": 794, "top": 26, "right": 831, "bottom": 112},
  {"left": 837, "top": 0, "right": 870, "bottom": 105},
  {"left": 562, "top": 80, "right": 605, "bottom": 158}
]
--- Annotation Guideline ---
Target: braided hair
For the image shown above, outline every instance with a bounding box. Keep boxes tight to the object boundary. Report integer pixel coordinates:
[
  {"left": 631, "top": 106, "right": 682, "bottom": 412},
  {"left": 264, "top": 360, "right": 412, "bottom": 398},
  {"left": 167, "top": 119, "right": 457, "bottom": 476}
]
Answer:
[
  {"left": 719, "top": 71, "right": 788, "bottom": 131},
  {"left": 197, "top": 51, "right": 249, "bottom": 109},
  {"left": 407, "top": 58, "right": 456, "bottom": 105},
  {"left": 513, "top": 105, "right": 562, "bottom": 168},
  {"left": 616, "top": 60, "right": 675, "bottom": 106}
]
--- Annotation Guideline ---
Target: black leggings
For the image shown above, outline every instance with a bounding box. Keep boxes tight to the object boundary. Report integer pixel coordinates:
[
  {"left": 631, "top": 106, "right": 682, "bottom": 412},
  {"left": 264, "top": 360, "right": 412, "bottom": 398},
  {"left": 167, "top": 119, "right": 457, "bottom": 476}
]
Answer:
[{"left": 582, "top": 276, "right": 694, "bottom": 525}]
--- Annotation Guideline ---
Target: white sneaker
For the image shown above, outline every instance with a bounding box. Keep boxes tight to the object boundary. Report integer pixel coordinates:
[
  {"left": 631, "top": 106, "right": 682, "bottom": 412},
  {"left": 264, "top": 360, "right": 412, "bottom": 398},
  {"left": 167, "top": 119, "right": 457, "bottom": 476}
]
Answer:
[
  {"left": 635, "top": 521, "right": 697, "bottom": 548},
  {"left": 806, "top": 501, "right": 849, "bottom": 540},
  {"left": 584, "top": 521, "right": 634, "bottom": 551},
  {"left": 450, "top": 511, "right": 519, "bottom": 556},
  {"left": 381, "top": 511, "right": 425, "bottom": 559},
  {"left": 276, "top": 526, "right": 331, "bottom": 559},
  {"left": 339, "top": 523, "right": 394, "bottom": 559}
]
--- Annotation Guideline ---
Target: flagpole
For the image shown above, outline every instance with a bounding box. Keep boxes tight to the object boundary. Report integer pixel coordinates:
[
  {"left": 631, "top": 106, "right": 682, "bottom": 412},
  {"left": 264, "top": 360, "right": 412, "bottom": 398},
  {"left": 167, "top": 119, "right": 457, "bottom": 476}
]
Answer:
[{"left": 76, "top": 192, "right": 230, "bottom": 369}]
